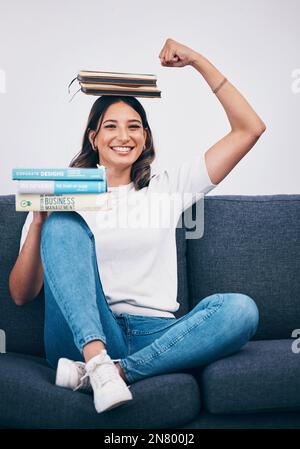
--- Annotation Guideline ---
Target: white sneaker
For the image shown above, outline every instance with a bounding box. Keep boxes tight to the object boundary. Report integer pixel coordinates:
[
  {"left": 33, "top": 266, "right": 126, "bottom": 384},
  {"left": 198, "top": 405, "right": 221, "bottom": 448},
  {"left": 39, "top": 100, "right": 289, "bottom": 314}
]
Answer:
[
  {"left": 83, "top": 349, "right": 133, "bottom": 413},
  {"left": 55, "top": 358, "right": 92, "bottom": 392},
  {"left": 55, "top": 356, "right": 127, "bottom": 394}
]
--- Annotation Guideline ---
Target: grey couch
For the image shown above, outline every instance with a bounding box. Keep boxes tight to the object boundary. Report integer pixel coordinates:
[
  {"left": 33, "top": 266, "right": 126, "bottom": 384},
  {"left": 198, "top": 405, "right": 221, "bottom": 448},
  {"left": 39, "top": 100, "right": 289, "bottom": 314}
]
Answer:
[{"left": 0, "top": 194, "right": 300, "bottom": 429}]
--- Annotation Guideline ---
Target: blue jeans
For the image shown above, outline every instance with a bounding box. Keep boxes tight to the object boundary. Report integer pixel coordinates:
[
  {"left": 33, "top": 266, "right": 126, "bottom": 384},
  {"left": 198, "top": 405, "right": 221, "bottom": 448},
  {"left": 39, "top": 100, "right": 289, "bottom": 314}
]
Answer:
[{"left": 40, "top": 212, "right": 259, "bottom": 385}]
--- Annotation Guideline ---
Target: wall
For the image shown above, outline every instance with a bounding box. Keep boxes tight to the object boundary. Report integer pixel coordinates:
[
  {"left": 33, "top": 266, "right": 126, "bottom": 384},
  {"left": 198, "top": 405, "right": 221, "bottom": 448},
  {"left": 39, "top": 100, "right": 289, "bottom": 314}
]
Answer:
[{"left": 0, "top": 0, "right": 299, "bottom": 195}]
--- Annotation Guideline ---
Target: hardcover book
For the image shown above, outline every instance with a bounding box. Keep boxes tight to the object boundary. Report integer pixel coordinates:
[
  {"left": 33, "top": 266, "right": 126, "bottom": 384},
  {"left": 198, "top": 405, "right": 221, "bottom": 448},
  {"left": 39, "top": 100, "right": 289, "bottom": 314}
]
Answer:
[
  {"left": 17, "top": 180, "right": 107, "bottom": 194},
  {"left": 69, "top": 70, "right": 161, "bottom": 99},
  {"left": 80, "top": 82, "right": 161, "bottom": 98},
  {"left": 12, "top": 166, "right": 106, "bottom": 181},
  {"left": 15, "top": 192, "right": 112, "bottom": 212},
  {"left": 77, "top": 70, "right": 157, "bottom": 86}
]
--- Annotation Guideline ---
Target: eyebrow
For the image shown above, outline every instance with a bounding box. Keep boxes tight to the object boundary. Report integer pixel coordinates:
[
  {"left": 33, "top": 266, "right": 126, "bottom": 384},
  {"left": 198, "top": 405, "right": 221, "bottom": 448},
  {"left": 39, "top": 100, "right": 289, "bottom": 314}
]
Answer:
[{"left": 103, "top": 119, "right": 142, "bottom": 124}]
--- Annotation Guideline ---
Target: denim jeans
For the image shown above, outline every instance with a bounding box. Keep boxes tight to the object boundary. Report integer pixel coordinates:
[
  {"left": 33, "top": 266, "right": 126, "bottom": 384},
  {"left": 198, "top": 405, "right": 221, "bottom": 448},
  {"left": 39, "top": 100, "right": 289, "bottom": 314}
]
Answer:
[{"left": 40, "top": 211, "right": 259, "bottom": 385}]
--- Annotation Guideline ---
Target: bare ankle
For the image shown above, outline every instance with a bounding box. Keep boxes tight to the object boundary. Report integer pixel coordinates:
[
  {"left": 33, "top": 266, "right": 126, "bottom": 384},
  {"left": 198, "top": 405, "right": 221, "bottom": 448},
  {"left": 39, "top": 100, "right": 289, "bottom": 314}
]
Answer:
[
  {"left": 115, "top": 362, "right": 128, "bottom": 384},
  {"left": 83, "top": 340, "right": 106, "bottom": 363}
]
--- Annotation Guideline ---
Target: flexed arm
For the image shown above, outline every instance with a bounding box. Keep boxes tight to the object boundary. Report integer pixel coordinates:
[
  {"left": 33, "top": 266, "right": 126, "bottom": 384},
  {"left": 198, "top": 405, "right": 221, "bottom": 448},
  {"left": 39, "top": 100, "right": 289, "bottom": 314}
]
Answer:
[{"left": 159, "top": 38, "right": 266, "bottom": 185}]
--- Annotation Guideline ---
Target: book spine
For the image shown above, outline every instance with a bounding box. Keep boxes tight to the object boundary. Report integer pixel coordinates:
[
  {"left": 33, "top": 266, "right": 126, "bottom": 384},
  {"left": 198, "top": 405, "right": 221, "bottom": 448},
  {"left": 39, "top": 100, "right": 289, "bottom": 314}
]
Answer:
[
  {"left": 12, "top": 166, "right": 106, "bottom": 181},
  {"left": 17, "top": 180, "right": 107, "bottom": 194},
  {"left": 81, "top": 88, "right": 161, "bottom": 98},
  {"left": 15, "top": 193, "right": 112, "bottom": 212},
  {"left": 77, "top": 76, "right": 157, "bottom": 86}
]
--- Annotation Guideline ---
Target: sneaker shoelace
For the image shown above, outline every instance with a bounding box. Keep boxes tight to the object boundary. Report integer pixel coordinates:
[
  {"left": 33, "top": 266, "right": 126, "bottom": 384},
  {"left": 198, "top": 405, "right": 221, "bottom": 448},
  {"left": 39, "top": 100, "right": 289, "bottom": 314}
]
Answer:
[
  {"left": 73, "top": 363, "right": 92, "bottom": 391},
  {"left": 74, "top": 358, "right": 131, "bottom": 391},
  {"left": 79, "top": 357, "right": 120, "bottom": 390}
]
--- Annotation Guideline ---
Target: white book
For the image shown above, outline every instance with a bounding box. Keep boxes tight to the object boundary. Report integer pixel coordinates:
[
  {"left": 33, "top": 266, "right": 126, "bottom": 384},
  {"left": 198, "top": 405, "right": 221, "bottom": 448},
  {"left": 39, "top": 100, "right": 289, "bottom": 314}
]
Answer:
[{"left": 15, "top": 192, "right": 112, "bottom": 212}]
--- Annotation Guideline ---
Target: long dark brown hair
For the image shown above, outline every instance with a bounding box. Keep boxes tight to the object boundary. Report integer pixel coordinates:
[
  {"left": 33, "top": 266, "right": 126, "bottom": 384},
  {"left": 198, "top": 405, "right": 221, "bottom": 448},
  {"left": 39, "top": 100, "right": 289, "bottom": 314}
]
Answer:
[{"left": 69, "top": 96, "right": 156, "bottom": 190}]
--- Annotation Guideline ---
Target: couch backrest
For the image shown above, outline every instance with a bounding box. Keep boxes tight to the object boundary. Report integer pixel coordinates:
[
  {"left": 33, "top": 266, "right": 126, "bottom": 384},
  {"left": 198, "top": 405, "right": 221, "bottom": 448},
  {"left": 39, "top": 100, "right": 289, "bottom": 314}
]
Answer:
[
  {"left": 0, "top": 195, "right": 190, "bottom": 357},
  {"left": 2, "top": 194, "right": 299, "bottom": 356},
  {"left": 187, "top": 195, "right": 300, "bottom": 340}
]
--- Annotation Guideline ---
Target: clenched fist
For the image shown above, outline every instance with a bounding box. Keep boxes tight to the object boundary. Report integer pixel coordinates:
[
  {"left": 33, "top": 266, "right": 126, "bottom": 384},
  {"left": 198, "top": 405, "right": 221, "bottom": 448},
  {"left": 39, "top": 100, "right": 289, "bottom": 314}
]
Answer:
[{"left": 159, "top": 38, "right": 199, "bottom": 68}]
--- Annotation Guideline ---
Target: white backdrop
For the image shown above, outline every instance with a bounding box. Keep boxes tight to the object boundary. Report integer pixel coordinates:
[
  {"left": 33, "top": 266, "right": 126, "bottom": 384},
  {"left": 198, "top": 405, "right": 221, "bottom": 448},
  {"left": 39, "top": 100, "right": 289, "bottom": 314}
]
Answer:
[{"left": 0, "top": 0, "right": 299, "bottom": 195}]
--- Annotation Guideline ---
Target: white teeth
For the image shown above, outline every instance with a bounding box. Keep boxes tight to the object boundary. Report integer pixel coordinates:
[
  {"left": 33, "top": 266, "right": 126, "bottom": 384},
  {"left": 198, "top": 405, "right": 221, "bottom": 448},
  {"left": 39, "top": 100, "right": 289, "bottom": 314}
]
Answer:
[{"left": 111, "top": 146, "right": 133, "bottom": 152}]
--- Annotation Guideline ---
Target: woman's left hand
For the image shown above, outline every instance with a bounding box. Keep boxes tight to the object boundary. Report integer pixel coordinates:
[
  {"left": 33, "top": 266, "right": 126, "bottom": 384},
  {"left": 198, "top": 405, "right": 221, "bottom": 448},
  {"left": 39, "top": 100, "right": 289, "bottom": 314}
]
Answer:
[{"left": 159, "top": 38, "right": 198, "bottom": 68}]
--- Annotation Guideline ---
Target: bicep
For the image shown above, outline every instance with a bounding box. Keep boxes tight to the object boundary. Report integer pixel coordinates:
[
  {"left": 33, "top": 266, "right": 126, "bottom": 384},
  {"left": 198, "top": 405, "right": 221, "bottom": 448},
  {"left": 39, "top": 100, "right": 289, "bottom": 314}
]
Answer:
[{"left": 204, "top": 130, "right": 262, "bottom": 185}]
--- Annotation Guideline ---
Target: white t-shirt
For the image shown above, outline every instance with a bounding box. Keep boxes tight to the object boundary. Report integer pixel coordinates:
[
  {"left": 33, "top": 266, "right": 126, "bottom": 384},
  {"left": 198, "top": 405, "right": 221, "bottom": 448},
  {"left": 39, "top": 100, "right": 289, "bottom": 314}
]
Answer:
[{"left": 19, "top": 153, "right": 217, "bottom": 318}]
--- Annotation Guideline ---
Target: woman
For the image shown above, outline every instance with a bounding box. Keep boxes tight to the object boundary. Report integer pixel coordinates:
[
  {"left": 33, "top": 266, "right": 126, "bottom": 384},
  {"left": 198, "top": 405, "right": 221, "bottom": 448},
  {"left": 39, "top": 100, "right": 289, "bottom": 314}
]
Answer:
[{"left": 9, "top": 38, "right": 266, "bottom": 414}]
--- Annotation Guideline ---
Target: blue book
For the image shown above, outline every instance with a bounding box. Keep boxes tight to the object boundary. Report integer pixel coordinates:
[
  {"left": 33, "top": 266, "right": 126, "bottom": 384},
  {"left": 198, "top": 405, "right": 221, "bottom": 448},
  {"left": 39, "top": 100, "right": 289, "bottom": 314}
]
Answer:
[
  {"left": 17, "top": 180, "right": 107, "bottom": 194},
  {"left": 12, "top": 166, "right": 106, "bottom": 181}
]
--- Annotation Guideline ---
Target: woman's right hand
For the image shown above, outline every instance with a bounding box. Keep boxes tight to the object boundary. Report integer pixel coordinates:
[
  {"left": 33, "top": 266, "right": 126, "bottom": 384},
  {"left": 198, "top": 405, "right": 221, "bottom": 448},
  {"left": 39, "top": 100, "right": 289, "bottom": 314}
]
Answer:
[{"left": 32, "top": 211, "right": 52, "bottom": 226}]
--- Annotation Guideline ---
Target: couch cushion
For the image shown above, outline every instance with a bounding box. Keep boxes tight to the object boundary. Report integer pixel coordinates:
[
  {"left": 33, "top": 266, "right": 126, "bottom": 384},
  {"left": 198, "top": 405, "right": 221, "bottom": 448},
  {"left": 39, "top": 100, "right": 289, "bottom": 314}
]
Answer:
[
  {"left": 0, "top": 196, "right": 45, "bottom": 357},
  {"left": 178, "top": 410, "right": 300, "bottom": 429},
  {"left": 201, "top": 339, "right": 300, "bottom": 414},
  {"left": 0, "top": 352, "right": 200, "bottom": 429},
  {"left": 187, "top": 195, "right": 300, "bottom": 340}
]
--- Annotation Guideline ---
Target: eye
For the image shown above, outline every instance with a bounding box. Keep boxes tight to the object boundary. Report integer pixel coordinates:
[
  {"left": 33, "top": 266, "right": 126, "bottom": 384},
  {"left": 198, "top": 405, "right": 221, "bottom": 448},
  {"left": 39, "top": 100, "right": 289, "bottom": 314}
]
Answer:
[{"left": 104, "top": 124, "right": 140, "bottom": 129}]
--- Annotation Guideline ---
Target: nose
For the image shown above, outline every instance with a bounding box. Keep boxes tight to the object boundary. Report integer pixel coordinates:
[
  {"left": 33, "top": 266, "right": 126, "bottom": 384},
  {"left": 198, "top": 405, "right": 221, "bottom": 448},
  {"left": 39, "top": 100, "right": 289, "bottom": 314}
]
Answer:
[{"left": 117, "top": 127, "right": 130, "bottom": 142}]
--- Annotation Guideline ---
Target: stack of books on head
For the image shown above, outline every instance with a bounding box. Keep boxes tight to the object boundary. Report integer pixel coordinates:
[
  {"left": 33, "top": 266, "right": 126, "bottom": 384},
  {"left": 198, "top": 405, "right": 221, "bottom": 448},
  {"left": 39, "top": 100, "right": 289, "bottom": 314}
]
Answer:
[
  {"left": 12, "top": 166, "right": 112, "bottom": 212},
  {"left": 73, "top": 70, "right": 161, "bottom": 98}
]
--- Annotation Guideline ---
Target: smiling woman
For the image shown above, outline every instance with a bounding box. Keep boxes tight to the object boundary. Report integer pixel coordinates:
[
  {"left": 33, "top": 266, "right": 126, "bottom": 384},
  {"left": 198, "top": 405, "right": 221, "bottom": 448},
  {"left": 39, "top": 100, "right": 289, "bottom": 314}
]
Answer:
[
  {"left": 11, "top": 38, "right": 264, "bottom": 416},
  {"left": 69, "top": 96, "right": 156, "bottom": 190}
]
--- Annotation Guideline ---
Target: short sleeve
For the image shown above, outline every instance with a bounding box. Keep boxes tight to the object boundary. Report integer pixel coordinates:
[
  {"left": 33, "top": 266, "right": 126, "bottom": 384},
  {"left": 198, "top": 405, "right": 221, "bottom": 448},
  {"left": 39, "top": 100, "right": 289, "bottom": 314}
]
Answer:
[
  {"left": 19, "top": 211, "right": 33, "bottom": 254},
  {"left": 150, "top": 152, "right": 217, "bottom": 212}
]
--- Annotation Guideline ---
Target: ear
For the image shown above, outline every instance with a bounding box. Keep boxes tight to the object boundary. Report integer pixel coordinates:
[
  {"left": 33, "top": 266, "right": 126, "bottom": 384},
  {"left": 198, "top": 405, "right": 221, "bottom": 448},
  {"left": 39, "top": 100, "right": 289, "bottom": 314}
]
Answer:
[{"left": 88, "top": 130, "right": 96, "bottom": 149}]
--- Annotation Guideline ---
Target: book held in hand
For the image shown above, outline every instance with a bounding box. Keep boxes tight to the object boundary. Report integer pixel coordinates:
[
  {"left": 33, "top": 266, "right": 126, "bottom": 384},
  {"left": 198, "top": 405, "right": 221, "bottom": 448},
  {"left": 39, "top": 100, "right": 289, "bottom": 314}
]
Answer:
[
  {"left": 12, "top": 166, "right": 106, "bottom": 181},
  {"left": 13, "top": 165, "right": 111, "bottom": 212},
  {"left": 15, "top": 192, "right": 112, "bottom": 212},
  {"left": 17, "top": 180, "right": 106, "bottom": 194}
]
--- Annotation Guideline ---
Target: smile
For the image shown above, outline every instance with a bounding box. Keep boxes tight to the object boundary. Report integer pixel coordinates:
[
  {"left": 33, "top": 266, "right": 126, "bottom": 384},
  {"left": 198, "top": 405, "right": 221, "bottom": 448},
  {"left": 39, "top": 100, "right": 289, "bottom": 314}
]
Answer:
[{"left": 110, "top": 146, "right": 135, "bottom": 154}]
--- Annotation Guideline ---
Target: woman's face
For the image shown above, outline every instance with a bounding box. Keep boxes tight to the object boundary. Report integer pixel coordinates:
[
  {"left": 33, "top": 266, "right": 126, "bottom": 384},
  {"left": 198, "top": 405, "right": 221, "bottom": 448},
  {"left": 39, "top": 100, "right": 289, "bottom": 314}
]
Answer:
[{"left": 89, "top": 101, "right": 147, "bottom": 168}]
